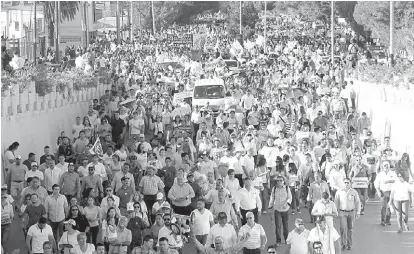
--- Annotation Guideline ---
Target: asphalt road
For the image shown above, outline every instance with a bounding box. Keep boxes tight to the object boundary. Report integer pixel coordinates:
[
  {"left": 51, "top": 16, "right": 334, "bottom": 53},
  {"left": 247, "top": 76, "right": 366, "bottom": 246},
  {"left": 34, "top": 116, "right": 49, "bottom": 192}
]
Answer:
[{"left": 6, "top": 199, "right": 414, "bottom": 254}]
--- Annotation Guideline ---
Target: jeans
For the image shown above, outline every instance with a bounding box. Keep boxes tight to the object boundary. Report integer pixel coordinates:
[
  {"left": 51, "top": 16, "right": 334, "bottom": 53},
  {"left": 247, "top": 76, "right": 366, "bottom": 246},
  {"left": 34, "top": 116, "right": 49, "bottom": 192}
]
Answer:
[
  {"left": 260, "top": 184, "right": 270, "bottom": 211},
  {"left": 1, "top": 224, "right": 11, "bottom": 252},
  {"left": 355, "top": 188, "right": 367, "bottom": 210},
  {"left": 143, "top": 194, "right": 157, "bottom": 216},
  {"left": 88, "top": 225, "right": 99, "bottom": 245},
  {"left": 289, "top": 187, "right": 300, "bottom": 210},
  {"left": 243, "top": 248, "right": 260, "bottom": 254},
  {"left": 308, "top": 201, "right": 316, "bottom": 223},
  {"left": 50, "top": 220, "right": 64, "bottom": 242},
  {"left": 235, "top": 174, "right": 244, "bottom": 188},
  {"left": 339, "top": 210, "right": 355, "bottom": 247},
  {"left": 368, "top": 173, "right": 377, "bottom": 199},
  {"left": 395, "top": 200, "right": 409, "bottom": 230},
  {"left": 274, "top": 210, "right": 289, "bottom": 243},
  {"left": 195, "top": 234, "right": 208, "bottom": 254},
  {"left": 380, "top": 191, "right": 391, "bottom": 223}
]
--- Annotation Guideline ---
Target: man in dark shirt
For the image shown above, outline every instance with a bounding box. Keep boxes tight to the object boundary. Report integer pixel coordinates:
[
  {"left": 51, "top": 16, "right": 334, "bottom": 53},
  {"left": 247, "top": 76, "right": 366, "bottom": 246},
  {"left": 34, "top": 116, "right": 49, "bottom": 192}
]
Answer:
[
  {"left": 24, "top": 193, "right": 46, "bottom": 234},
  {"left": 23, "top": 153, "right": 36, "bottom": 170},
  {"left": 117, "top": 177, "right": 134, "bottom": 216},
  {"left": 127, "top": 206, "right": 148, "bottom": 249},
  {"left": 187, "top": 173, "right": 202, "bottom": 210},
  {"left": 159, "top": 158, "right": 177, "bottom": 203},
  {"left": 111, "top": 111, "right": 126, "bottom": 145},
  {"left": 40, "top": 146, "right": 55, "bottom": 165}
]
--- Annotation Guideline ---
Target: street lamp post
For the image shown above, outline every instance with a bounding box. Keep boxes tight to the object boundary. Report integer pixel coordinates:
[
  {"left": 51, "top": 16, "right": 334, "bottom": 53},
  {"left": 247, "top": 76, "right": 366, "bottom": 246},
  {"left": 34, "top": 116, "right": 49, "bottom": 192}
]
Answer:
[
  {"left": 33, "top": 1, "right": 37, "bottom": 63},
  {"left": 390, "top": 0, "right": 394, "bottom": 65},
  {"left": 331, "top": 0, "right": 334, "bottom": 64},
  {"left": 239, "top": 1, "right": 242, "bottom": 35},
  {"left": 55, "top": 1, "right": 60, "bottom": 63}
]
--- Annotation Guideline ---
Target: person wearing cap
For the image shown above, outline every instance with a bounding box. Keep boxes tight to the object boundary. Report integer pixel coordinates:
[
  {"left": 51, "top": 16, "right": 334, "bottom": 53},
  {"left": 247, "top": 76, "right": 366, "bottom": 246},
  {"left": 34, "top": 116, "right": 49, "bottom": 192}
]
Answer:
[
  {"left": 27, "top": 217, "right": 56, "bottom": 254},
  {"left": 152, "top": 192, "right": 170, "bottom": 215},
  {"left": 1, "top": 191, "right": 14, "bottom": 252},
  {"left": 286, "top": 218, "right": 310, "bottom": 254},
  {"left": 139, "top": 166, "right": 165, "bottom": 216},
  {"left": 26, "top": 162, "right": 44, "bottom": 183},
  {"left": 374, "top": 160, "right": 397, "bottom": 226},
  {"left": 86, "top": 154, "right": 107, "bottom": 184},
  {"left": 59, "top": 219, "right": 80, "bottom": 254},
  {"left": 307, "top": 215, "right": 341, "bottom": 254},
  {"left": 127, "top": 202, "right": 150, "bottom": 249},
  {"left": 59, "top": 163, "right": 81, "bottom": 202},
  {"left": 81, "top": 165, "right": 104, "bottom": 201},
  {"left": 7, "top": 154, "right": 28, "bottom": 202},
  {"left": 111, "top": 163, "right": 136, "bottom": 194},
  {"left": 334, "top": 177, "right": 361, "bottom": 251}
]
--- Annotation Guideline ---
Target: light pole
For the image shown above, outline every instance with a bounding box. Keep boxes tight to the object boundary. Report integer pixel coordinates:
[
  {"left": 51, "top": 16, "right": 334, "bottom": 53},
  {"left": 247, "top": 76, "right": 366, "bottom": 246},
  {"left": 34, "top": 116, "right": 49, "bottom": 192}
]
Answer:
[
  {"left": 55, "top": 1, "right": 60, "bottom": 63},
  {"left": 331, "top": 0, "right": 334, "bottom": 64},
  {"left": 33, "top": 1, "right": 37, "bottom": 63},
  {"left": 239, "top": 1, "right": 242, "bottom": 35},
  {"left": 152, "top": 1, "right": 156, "bottom": 34},
  {"left": 116, "top": 1, "right": 120, "bottom": 44},
  {"left": 264, "top": 1, "right": 267, "bottom": 53},
  {"left": 390, "top": 0, "right": 394, "bottom": 65}
]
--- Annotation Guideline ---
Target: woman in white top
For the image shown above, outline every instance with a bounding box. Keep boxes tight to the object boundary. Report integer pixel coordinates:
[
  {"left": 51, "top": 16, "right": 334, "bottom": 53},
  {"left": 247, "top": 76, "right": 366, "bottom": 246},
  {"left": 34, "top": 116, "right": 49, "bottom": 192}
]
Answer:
[
  {"left": 59, "top": 220, "right": 80, "bottom": 254},
  {"left": 83, "top": 197, "right": 101, "bottom": 245},
  {"left": 73, "top": 233, "right": 95, "bottom": 254},
  {"left": 114, "top": 144, "right": 129, "bottom": 164},
  {"left": 390, "top": 172, "right": 413, "bottom": 233}
]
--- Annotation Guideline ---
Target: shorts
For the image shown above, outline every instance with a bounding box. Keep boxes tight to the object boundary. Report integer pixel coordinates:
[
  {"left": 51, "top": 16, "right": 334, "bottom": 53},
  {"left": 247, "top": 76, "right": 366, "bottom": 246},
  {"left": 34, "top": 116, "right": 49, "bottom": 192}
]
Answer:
[{"left": 10, "top": 181, "right": 24, "bottom": 198}]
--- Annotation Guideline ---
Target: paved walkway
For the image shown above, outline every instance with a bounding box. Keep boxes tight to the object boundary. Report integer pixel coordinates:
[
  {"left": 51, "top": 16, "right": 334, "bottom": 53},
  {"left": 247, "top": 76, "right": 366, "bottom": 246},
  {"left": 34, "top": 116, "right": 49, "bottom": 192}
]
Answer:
[{"left": 6, "top": 200, "right": 414, "bottom": 254}]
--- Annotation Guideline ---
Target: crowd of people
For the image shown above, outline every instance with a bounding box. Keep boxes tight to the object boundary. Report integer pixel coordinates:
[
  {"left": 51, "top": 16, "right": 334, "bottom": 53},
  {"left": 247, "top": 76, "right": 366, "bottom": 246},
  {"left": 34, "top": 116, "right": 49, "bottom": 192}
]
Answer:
[{"left": 2, "top": 12, "right": 413, "bottom": 254}]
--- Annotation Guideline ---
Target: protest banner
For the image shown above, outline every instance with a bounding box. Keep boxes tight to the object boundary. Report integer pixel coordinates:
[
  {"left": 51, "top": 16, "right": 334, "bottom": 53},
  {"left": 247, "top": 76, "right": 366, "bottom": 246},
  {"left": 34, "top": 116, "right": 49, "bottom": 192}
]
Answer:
[
  {"left": 167, "top": 34, "right": 193, "bottom": 47},
  {"left": 173, "top": 91, "right": 193, "bottom": 105},
  {"left": 352, "top": 177, "right": 369, "bottom": 189}
]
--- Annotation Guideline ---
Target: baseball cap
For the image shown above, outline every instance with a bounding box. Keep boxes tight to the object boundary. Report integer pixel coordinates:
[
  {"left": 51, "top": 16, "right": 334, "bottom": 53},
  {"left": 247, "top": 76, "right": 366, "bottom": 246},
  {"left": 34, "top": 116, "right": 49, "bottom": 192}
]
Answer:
[
  {"left": 217, "top": 212, "right": 227, "bottom": 219},
  {"left": 15, "top": 155, "right": 22, "bottom": 160},
  {"left": 1, "top": 184, "right": 7, "bottom": 190},
  {"left": 31, "top": 162, "right": 39, "bottom": 167},
  {"left": 156, "top": 192, "right": 164, "bottom": 200},
  {"left": 121, "top": 176, "right": 129, "bottom": 181},
  {"left": 295, "top": 218, "right": 304, "bottom": 225},
  {"left": 161, "top": 203, "right": 171, "bottom": 209},
  {"left": 187, "top": 172, "right": 194, "bottom": 178},
  {"left": 139, "top": 134, "right": 145, "bottom": 138}
]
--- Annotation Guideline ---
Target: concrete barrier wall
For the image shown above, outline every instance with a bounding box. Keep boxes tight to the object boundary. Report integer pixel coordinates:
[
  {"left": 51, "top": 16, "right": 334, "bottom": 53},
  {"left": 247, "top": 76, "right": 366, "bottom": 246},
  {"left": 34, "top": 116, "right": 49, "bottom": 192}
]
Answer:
[
  {"left": 1, "top": 82, "right": 110, "bottom": 184},
  {"left": 354, "top": 80, "right": 414, "bottom": 158}
]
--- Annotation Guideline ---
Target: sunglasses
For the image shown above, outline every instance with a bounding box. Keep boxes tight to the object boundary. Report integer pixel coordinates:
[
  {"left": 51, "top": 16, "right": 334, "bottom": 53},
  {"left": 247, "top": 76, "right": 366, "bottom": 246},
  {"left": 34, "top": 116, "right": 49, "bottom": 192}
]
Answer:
[
  {"left": 344, "top": 182, "right": 350, "bottom": 184},
  {"left": 71, "top": 209, "right": 79, "bottom": 211},
  {"left": 268, "top": 252, "right": 276, "bottom": 254},
  {"left": 106, "top": 189, "right": 112, "bottom": 192},
  {"left": 134, "top": 205, "right": 140, "bottom": 208}
]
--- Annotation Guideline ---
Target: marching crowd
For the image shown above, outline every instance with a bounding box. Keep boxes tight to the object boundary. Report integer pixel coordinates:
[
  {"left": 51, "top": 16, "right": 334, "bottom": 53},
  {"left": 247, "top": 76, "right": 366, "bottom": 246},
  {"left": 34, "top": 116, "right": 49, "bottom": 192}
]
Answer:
[{"left": 2, "top": 12, "right": 414, "bottom": 254}]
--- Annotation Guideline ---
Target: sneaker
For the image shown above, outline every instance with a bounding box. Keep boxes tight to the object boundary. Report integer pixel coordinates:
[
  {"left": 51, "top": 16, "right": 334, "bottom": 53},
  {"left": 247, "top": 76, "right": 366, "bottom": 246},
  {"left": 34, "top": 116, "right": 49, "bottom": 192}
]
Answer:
[
  {"left": 347, "top": 246, "right": 352, "bottom": 250},
  {"left": 263, "top": 210, "right": 267, "bottom": 214},
  {"left": 386, "top": 222, "right": 392, "bottom": 225},
  {"left": 276, "top": 242, "right": 281, "bottom": 247},
  {"left": 296, "top": 209, "right": 301, "bottom": 214},
  {"left": 381, "top": 222, "right": 386, "bottom": 226},
  {"left": 291, "top": 211, "right": 295, "bottom": 215},
  {"left": 342, "top": 245, "right": 347, "bottom": 250},
  {"left": 397, "top": 229, "right": 402, "bottom": 233},
  {"left": 360, "top": 210, "right": 364, "bottom": 215}
]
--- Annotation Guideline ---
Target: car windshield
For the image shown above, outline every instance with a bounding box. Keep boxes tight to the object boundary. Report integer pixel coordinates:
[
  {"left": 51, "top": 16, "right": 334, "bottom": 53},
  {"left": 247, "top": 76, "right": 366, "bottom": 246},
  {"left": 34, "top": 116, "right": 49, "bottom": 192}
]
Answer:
[{"left": 194, "top": 85, "right": 225, "bottom": 99}]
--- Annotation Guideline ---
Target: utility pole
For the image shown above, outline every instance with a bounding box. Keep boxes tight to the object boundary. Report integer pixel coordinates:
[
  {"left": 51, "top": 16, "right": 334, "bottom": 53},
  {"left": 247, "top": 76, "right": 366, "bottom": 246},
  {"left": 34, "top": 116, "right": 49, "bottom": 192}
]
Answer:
[
  {"left": 151, "top": 1, "right": 155, "bottom": 34},
  {"left": 33, "top": 1, "right": 37, "bottom": 63},
  {"left": 85, "top": 2, "right": 89, "bottom": 47},
  {"left": 331, "top": 0, "right": 334, "bottom": 64},
  {"left": 130, "top": 1, "right": 133, "bottom": 40},
  {"left": 264, "top": 1, "right": 267, "bottom": 53},
  {"left": 116, "top": 1, "right": 120, "bottom": 44},
  {"left": 390, "top": 0, "right": 394, "bottom": 65},
  {"left": 239, "top": 1, "right": 242, "bottom": 35},
  {"left": 55, "top": 1, "right": 60, "bottom": 63}
]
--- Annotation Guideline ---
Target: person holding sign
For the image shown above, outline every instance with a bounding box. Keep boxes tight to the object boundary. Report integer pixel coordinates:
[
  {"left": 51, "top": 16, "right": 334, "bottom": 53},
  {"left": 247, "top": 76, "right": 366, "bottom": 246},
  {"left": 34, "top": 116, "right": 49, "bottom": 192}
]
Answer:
[{"left": 349, "top": 156, "right": 370, "bottom": 215}]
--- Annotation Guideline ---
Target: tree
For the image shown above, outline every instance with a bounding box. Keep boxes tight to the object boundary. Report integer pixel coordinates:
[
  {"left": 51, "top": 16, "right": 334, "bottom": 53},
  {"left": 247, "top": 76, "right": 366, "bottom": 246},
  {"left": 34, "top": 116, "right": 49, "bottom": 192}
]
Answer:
[
  {"left": 353, "top": 1, "right": 414, "bottom": 54},
  {"left": 43, "top": 1, "right": 79, "bottom": 50}
]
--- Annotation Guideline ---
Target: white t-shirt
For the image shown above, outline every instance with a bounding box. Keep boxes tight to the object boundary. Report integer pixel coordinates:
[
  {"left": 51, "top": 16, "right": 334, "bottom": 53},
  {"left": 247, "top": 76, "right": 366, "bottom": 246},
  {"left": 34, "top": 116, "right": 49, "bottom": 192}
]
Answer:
[
  {"left": 73, "top": 244, "right": 95, "bottom": 254},
  {"left": 129, "top": 119, "right": 142, "bottom": 135},
  {"left": 199, "top": 160, "right": 217, "bottom": 176},
  {"left": 191, "top": 209, "right": 214, "bottom": 235},
  {"left": 27, "top": 224, "right": 54, "bottom": 253},
  {"left": 72, "top": 124, "right": 85, "bottom": 139},
  {"left": 59, "top": 231, "right": 80, "bottom": 254},
  {"left": 286, "top": 229, "right": 310, "bottom": 254},
  {"left": 307, "top": 226, "right": 340, "bottom": 254},
  {"left": 4, "top": 150, "right": 15, "bottom": 169}
]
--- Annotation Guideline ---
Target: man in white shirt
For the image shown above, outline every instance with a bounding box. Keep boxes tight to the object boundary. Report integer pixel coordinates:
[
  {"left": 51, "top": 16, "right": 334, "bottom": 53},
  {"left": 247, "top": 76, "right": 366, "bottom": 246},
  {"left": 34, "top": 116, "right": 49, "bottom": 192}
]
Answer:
[
  {"left": 240, "top": 89, "right": 255, "bottom": 111},
  {"left": 241, "top": 148, "right": 255, "bottom": 177},
  {"left": 100, "top": 187, "right": 120, "bottom": 208},
  {"left": 307, "top": 216, "right": 341, "bottom": 254},
  {"left": 374, "top": 160, "right": 397, "bottom": 225},
  {"left": 26, "top": 217, "right": 55, "bottom": 254},
  {"left": 236, "top": 178, "right": 261, "bottom": 225},
  {"left": 286, "top": 218, "right": 310, "bottom": 254},
  {"left": 191, "top": 199, "right": 214, "bottom": 253},
  {"left": 44, "top": 160, "right": 63, "bottom": 195},
  {"left": 205, "top": 212, "right": 237, "bottom": 250}
]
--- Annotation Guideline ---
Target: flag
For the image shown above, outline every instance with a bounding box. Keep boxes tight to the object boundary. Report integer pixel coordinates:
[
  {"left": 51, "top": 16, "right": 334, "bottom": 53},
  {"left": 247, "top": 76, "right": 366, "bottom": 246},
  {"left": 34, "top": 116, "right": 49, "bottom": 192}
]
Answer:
[{"left": 89, "top": 137, "right": 103, "bottom": 155}]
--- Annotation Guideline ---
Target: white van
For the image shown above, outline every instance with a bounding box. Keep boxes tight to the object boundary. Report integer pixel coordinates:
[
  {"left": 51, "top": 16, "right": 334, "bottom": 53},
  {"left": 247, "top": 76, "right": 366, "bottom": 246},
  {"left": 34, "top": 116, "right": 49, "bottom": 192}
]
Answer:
[{"left": 192, "top": 79, "right": 226, "bottom": 112}]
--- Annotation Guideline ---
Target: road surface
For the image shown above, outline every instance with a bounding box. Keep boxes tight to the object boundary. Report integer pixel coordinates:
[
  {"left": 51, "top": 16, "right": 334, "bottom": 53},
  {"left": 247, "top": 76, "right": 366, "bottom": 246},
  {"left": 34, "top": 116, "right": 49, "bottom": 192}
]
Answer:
[{"left": 6, "top": 199, "right": 413, "bottom": 254}]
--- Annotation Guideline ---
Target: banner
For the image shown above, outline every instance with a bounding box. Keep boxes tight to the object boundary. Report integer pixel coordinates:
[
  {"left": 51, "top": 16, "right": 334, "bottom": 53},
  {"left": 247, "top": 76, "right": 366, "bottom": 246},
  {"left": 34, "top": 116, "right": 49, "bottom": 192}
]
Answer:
[
  {"left": 89, "top": 137, "right": 103, "bottom": 155},
  {"left": 167, "top": 34, "right": 193, "bottom": 47},
  {"left": 352, "top": 177, "right": 369, "bottom": 189},
  {"left": 173, "top": 91, "right": 192, "bottom": 105}
]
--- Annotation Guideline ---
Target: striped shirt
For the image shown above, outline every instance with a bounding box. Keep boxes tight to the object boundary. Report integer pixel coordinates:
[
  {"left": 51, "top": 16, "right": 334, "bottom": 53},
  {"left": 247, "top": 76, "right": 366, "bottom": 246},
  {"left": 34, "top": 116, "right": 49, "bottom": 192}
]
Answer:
[
  {"left": 238, "top": 223, "right": 265, "bottom": 249},
  {"left": 44, "top": 194, "right": 68, "bottom": 222},
  {"left": 139, "top": 175, "right": 164, "bottom": 195}
]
